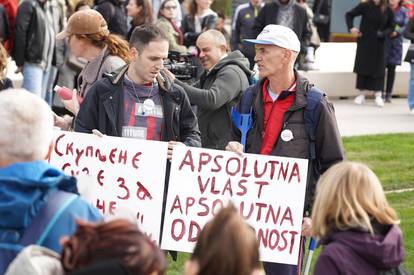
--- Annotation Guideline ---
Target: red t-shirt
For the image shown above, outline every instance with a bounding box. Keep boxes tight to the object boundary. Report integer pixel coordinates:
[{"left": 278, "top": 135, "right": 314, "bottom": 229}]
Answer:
[{"left": 260, "top": 78, "right": 296, "bottom": 155}]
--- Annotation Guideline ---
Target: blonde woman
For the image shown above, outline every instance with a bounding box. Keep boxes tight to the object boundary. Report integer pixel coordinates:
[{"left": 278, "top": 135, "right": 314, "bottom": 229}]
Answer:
[{"left": 312, "top": 162, "right": 406, "bottom": 275}]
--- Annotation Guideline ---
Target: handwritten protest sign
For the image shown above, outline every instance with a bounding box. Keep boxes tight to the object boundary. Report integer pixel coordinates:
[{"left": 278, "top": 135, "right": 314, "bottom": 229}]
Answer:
[
  {"left": 161, "top": 146, "right": 308, "bottom": 265},
  {"left": 49, "top": 131, "right": 168, "bottom": 243}
]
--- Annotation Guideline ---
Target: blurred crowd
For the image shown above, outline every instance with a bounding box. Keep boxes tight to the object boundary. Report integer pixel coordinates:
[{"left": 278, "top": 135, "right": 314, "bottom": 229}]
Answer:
[
  {"left": 0, "top": 0, "right": 413, "bottom": 109},
  {"left": 0, "top": 0, "right": 347, "bottom": 98}
]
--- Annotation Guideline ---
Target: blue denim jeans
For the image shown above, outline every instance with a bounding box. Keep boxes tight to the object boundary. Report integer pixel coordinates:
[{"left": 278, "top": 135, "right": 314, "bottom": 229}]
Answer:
[
  {"left": 44, "top": 66, "right": 58, "bottom": 106},
  {"left": 409, "top": 63, "right": 414, "bottom": 110},
  {"left": 22, "top": 63, "right": 51, "bottom": 100}
]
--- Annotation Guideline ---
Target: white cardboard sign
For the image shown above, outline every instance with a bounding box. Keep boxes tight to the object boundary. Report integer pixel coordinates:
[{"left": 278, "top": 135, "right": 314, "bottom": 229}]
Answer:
[
  {"left": 161, "top": 146, "right": 308, "bottom": 265},
  {"left": 49, "top": 131, "right": 168, "bottom": 243}
]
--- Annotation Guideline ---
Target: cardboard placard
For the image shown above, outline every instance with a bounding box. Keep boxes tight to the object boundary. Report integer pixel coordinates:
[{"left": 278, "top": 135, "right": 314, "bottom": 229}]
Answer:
[
  {"left": 50, "top": 131, "right": 168, "bottom": 243},
  {"left": 161, "top": 146, "right": 308, "bottom": 265}
]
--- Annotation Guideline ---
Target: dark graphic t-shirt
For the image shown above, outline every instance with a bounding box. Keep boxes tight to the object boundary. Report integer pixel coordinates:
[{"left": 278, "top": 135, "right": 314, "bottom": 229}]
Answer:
[{"left": 122, "top": 75, "right": 164, "bottom": 141}]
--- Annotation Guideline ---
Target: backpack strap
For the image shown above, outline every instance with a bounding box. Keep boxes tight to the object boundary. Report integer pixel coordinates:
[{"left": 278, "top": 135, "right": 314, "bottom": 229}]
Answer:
[
  {"left": 232, "top": 83, "right": 325, "bottom": 159},
  {"left": 0, "top": 190, "right": 77, "bottom": 273},
  {"left": 304, "top": 86, "right": 325, "bottom": 162},
  {"left": 20, "top": 190, "right": 77, "bottom": 247}
]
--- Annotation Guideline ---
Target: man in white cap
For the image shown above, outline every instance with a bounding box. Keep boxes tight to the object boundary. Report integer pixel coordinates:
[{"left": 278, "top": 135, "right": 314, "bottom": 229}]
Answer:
[{"left": 226, "top": 24, "right": 344, "bottom": 275}]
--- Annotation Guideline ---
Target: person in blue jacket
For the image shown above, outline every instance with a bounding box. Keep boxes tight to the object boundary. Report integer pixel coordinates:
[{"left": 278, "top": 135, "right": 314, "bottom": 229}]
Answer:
[
  {"left": 384, "top": 0, "right": 408, "bottom": 103},
  {"left": 0, "top": 89, "right": 101, "bottom": 271}
]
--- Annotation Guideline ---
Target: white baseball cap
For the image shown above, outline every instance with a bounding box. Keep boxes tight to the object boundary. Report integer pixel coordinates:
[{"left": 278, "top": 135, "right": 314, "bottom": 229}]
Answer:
[{"left": 244, "top": 24, "right": 301, "bottom": 52}]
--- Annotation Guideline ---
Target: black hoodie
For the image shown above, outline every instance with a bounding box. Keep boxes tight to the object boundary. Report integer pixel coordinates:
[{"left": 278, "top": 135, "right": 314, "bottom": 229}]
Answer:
[{"left": 94, "top": 0, "right": 128, "bottom": 38}]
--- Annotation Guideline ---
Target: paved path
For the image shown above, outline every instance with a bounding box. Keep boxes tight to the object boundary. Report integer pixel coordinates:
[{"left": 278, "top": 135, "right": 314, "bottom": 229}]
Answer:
[{"left": 332, "top": 98, "right": 414, "bottom": 137}]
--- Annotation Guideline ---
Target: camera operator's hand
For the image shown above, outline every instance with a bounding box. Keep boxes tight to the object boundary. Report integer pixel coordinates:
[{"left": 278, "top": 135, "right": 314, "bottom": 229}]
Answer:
[{"left": 163, "top": 68, "right": 176, "bottom": 81}]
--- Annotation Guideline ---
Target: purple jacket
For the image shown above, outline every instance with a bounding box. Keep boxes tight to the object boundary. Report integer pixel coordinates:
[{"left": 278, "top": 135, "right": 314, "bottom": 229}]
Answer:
[{"left": 314, "top": 225, "right": 405, "bottom": 275}]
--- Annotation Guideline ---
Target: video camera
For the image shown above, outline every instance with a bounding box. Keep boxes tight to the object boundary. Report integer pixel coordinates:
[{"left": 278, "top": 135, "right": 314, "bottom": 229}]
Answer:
[{"left": 164, "top": 51, "right": 198, "bottom": 81}]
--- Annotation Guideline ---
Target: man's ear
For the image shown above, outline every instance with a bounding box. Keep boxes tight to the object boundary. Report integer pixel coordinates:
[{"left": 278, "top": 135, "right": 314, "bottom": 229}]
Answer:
[
  {"left": 283, "top": 49, "right": 293, "bottom": 64},
  {"left": 129, "top": 47, "right": 139, "bottom": 61},
  {"left": 220, "top": 44, "right": 228, "bottom": 53}
]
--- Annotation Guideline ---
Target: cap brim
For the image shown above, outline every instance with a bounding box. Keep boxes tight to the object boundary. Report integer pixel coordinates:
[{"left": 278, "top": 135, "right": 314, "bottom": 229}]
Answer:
[
  {"left": 243, "top": 39, "right": 276, "bottom": 45},
  {"left": 56, "top": 30, "right": 71, "bottom": 40}
]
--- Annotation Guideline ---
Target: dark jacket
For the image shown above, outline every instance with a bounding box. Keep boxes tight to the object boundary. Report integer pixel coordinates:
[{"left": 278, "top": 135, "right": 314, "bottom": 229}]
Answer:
[
  {"left": 13, "top": 0, "right": 64, "bottom": 68},
  {"left": 94, "top": 0, "right": 127, "bottom": 38},
  {"left": 75, "top": 64, "right": 201, "bottom": 147},
  {"left": 346, "top": 1, "right": 394, "bottom": 77},
  {"left": 252, "top": 0, "right": 311, "bottom": 53},
  {"left": 231, "top": 2, "right": 264, "bottom": 68},
  {"left": 13, "top": 0, "right": 46, "bottom": 67},
  {"left": 0, "top": 4, "right": 10, "bottom": 43},
  {"left": 386, "top": 7, "right": 408, "bottom": 66},
  {"left": 312, "top": 0, "right": 332, "bottom": 23},
  {"left": 177, "top": 51, "right": 251, "bottom": 150},
  {"left": 314, "top": 225, "right": 405, "bottom": 275},
  {"left": 233, "top": 73, "right": 344, "bottom": 212},
  {"left": 181, "top": 12, "right": 217, "bottom": 47}
]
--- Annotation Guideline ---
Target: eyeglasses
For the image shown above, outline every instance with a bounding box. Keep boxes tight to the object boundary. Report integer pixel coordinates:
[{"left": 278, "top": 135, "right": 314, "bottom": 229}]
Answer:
[{"left": 163, "top": 5, "right": 177, "bottom": 10}]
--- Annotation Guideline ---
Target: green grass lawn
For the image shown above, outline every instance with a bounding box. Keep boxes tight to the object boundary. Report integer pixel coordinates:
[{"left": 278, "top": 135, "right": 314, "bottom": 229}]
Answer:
[
  {"left": 166, "top": 134, "right": 414, "bottom": 274},
  {"left": 343, "top": 133, "right": 414, "bottom": 190}
]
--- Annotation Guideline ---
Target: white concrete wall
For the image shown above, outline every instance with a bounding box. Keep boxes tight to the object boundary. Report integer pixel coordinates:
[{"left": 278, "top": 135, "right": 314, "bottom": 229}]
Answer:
[{"left": 300, "top": 42, "right": 410, "bottom": 98}]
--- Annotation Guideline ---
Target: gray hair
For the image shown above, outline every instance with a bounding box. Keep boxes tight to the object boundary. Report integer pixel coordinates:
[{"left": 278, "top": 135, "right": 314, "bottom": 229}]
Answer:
[
  {"left": 0, "top": 89, "right": 54, "bottom": 163},
  {"left": 198, "top": 30, "right": 228, "bottom": 49}
]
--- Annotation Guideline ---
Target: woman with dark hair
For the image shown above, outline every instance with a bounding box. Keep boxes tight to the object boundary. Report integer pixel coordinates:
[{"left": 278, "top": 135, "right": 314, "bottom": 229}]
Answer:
[
  {"left": 346, "top": 0, "right": 394, "bottom": 107},
  {"left": 126, "top": 0, "right": 154, "bottom": 40},
  {"left": 185, "top": 204, "right": 262, "bottom": 275},
  {"left": 61, "top": 219, "right": 167, "bottom": 275},
  {"left": 181, "top": 0, "right": 217, "bottom": 48},
  {"left": 156, "top": 0, "right": 187, "bottom": 53},
  {"left": 384, "top": 0, "right": 408, "bottom": 103}
]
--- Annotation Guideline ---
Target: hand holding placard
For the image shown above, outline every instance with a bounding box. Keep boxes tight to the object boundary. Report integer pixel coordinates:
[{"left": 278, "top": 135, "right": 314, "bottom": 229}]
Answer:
[{"left": 50, "top": 131, "right": 168, "bottom": 243}]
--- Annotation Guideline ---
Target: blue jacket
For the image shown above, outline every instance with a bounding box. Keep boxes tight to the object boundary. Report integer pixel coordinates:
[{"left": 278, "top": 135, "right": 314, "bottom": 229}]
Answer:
[
  {"left": 386, "top": 7, "right": 409, "bottom": 66},
  {"left": 0, "top": 161, "right": 101, "bottom": 253}
]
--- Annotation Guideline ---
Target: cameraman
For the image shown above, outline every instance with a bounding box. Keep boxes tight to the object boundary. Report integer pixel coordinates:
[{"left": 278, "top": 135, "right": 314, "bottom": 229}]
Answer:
[{"left": 165, "top": 30, "right": 251, "bottom": 150}]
